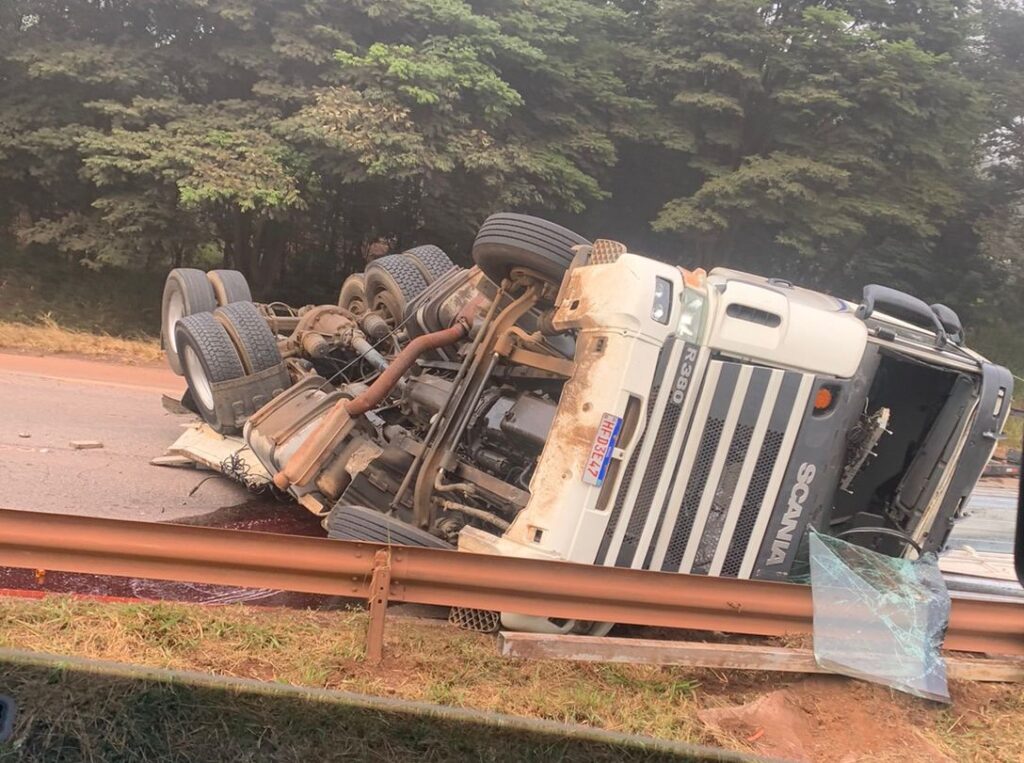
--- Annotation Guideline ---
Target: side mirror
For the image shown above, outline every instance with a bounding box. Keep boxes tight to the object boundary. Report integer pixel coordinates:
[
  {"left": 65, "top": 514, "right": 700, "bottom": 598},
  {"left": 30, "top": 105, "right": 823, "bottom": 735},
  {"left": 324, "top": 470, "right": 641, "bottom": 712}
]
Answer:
[{"left": 930, "top": 303, "right": 965, "bottom": 345}]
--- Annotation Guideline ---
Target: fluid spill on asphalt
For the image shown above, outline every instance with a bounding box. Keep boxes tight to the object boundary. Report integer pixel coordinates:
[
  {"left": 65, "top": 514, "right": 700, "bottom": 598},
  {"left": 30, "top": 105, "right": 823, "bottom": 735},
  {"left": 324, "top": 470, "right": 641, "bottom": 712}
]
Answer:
[
  {"left": 168, "top": 495, "right": 325, "bottom": 536},
  {"left": 0, "top": 496, "right": 352, "bottom": 609}
]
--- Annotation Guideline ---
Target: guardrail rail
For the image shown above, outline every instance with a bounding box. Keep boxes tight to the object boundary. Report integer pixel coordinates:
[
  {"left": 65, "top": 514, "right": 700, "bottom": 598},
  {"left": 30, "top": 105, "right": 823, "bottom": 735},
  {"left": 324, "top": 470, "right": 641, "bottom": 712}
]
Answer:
[{"left": 0, "top": 508, "right": 1021, "bottom": 660}]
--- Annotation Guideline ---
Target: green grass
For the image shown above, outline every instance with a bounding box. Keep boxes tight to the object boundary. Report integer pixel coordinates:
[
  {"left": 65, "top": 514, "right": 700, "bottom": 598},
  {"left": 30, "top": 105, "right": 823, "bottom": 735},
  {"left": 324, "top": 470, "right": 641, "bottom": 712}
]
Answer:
[
  {"left": 0, "top": 658, "right": 704, "bottom": 762},
  {"left": 1, "top": 595, "right": 1022, "bottom": 761},
  {"left": 1001, "top": 391, "right": 1023, "bottom": 454},
  {"left": 0, "top": 597, "right": 716, "bottom": 746}
]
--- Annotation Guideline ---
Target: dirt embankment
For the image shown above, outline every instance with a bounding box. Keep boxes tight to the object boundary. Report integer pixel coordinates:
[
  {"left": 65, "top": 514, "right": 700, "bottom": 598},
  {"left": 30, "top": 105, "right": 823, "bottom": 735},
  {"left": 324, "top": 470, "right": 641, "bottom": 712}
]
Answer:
[{"left": 0, "top": 319, "right": 161, "bottom": 365}]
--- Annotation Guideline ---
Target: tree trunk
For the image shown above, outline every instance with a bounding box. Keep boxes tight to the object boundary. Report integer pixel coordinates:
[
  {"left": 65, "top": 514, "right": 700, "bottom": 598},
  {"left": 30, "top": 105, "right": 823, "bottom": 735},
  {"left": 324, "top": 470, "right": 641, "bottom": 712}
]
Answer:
[{"left": 231, "top": 209, "right": 255, "bottom": 284}]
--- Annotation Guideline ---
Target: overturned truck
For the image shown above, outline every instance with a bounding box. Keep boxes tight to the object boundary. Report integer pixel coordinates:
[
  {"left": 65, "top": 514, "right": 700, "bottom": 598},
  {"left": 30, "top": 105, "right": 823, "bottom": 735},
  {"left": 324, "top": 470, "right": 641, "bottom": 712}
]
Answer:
[{"left": 161, "top": 213, "right": 1012, "bottom": 632}]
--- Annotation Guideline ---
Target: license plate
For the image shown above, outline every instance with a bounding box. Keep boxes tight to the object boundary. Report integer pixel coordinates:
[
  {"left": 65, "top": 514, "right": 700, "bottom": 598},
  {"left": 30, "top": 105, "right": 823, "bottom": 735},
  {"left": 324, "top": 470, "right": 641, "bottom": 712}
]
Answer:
[{"left": 582, "top": 413, "right": 622, "bottom": 486}]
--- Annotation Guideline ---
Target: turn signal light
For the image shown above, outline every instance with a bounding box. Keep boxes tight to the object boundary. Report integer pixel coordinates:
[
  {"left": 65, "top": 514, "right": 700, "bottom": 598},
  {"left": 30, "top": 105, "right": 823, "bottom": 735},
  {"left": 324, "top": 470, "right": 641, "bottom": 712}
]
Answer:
[
  {"left": 814, "top": 387, "right": 834, "bottom": 411},
  {"left": 681, "top": 268, "right": 707, "bottom": 288}
]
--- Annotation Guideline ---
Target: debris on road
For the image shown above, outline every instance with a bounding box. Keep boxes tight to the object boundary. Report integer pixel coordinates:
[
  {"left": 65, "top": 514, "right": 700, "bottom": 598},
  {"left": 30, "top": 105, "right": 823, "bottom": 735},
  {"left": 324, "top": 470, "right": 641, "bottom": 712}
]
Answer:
[
  {"left": 984, "top": 459, "right": 1021, "bottom": 479},
  {"left": 164, "top": 424, "right": 271, "bottom": 490},
  {"left": 70, "top": 440, "right": 104, "bottom": 450},
  {"left": 149, "top": 455, "right": 197, "bottom": 469},
  {"left": 17, "top": 432, "right": 30, "bottom": 439},
  {"left": 941, "top": 545, "right": 1018, "bottom": 582}
]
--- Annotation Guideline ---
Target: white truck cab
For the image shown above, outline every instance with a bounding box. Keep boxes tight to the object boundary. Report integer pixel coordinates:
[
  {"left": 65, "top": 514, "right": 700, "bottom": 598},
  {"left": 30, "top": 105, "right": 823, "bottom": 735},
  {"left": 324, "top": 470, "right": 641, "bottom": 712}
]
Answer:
[{"left": 461, "top": 249, "right": 1011, "bottom": 592}]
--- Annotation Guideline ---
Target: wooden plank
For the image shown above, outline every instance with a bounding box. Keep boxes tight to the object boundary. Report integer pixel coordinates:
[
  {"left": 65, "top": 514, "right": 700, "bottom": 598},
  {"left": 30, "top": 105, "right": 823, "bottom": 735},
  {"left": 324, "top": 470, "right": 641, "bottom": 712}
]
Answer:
[
  {"left": 149, "top": 454, "right": 198, "bottom": 468},
  {"left": 953, "top": 657, "right": 1024, "bottom": 682},
  {"left": 497, "top": 632, "right": 1024, "bottom": 683}
]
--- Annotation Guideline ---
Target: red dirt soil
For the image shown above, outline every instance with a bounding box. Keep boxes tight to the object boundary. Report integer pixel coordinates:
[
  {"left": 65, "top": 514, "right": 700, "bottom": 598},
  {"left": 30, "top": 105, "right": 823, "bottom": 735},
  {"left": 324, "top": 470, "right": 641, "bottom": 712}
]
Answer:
[
  {"left": 0, "top": 351, "right": 179, "bottom": 393},
  {"left": 699, "top": 675, "right": 1019, "bottom": 762}
]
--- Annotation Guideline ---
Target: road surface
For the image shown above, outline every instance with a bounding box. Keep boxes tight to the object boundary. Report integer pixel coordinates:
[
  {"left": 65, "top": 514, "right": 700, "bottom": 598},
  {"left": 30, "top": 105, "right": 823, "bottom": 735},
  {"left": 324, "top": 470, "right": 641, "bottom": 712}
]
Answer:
[
  {"left": 947, "top": 483, "right": 1018, "bottom": 555},
  {"left": 0, "top": 350, "right": 1017, "bottom": 549},
  {"left": 0, "top": 352, "right": 303, "bottom": 526},
  {"left": 0, "top": 352, "right": 331, "bottom": 606}
]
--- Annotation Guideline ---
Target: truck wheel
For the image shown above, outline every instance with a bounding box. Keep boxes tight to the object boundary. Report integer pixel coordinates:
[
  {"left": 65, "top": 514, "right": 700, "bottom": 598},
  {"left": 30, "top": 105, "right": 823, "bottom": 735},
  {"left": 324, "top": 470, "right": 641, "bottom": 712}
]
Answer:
[
  {"left": 472, "top": 213, "right": 590, "bottom": 287},
  {"left": 364, "top": 254, "right": 429, "bottom": 325},
  {"left": 162, "top": 268, "right": 218, "bottom": 375},
  {"left": 214, "top": 301, "right": 282, "bottom": 374},
  {"left": 325, "top": 504, "right": 452, "bottom": 548},
  {"left": 175, "top": 312, "right": 245, "bottom": 432},
  {"left": 207, "top": 269, "right": 253, "bottom": 306},
  {"left": 338, "top": 273, "right": 367, "bottom": 314},
  {"left": 403, "top": 245, "right": 456, "bottom": 282}
]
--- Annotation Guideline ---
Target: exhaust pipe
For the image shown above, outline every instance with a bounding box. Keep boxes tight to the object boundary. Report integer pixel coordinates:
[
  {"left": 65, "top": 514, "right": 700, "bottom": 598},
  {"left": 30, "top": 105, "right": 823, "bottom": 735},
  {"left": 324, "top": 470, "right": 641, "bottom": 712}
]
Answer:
[{"left": 273, "top": 318, "right": 471, "bottom": 491}]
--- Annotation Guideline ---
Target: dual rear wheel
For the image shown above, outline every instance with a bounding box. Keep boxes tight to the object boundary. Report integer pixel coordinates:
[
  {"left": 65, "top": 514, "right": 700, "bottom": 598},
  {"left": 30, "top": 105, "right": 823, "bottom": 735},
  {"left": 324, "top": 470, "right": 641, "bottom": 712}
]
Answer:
[
  {"left": 161, "top": 268, "right": 253, "bottom": 374},
  {"left": 161, "top": 213, "right": 588, "bottom": 430},
  {"left": 338, "top": 246, "right": 457, "bottom": 324},
  {"left": 336, "top": 214, "right": 588, "bottom": 321},
  {"left": 173, "top": 302, "right": 288, "bottom": 434},
  {"left": 162, "top": 268, "right": 286, "bottom": 433}
]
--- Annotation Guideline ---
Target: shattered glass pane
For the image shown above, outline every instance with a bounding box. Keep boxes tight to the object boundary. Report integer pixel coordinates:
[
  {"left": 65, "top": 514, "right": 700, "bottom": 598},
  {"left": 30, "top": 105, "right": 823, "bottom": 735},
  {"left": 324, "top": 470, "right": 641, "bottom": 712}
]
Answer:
[{"left": 808, "top": 529, "right": 950, "bottom": 702}]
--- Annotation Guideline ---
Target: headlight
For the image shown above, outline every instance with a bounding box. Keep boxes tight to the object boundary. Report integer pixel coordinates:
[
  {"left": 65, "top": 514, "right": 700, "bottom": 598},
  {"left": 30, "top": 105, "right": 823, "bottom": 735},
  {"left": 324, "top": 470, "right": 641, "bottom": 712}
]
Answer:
[
  {"left": 651, "top": 277, "right": 673, "bottom": 324},
  {"left": 677, "top": 288, "right": 707, "bottom": 342}
]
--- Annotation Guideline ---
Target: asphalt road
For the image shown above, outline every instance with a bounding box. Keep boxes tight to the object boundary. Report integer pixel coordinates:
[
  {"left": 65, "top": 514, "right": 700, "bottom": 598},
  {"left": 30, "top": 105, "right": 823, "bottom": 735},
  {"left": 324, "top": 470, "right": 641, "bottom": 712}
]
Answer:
[
  {"left": 1, "top": 350, "right": 1017, "bottom": 548},
  {"left": 0, "top": 352, "right": 290, "bottom": 524},
  {"left": 947, "top": 482, "right": 1018, "bottom": 555}
]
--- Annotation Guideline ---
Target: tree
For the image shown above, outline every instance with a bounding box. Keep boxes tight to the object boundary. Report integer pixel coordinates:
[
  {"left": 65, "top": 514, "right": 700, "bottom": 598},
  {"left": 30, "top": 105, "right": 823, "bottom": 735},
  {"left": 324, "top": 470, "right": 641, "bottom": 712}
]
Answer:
[
  {"left": 639, "top": 0, "right": 984, "bottom": 296},
  {"left": 0, "top": 0, "right": 638, "bottom": 297},
  {"left": 966, "top": 0, "right": 1024, "bottom": 367},
  {"left": 1, "top": 0, "right": 1022, "bottom": 377}
]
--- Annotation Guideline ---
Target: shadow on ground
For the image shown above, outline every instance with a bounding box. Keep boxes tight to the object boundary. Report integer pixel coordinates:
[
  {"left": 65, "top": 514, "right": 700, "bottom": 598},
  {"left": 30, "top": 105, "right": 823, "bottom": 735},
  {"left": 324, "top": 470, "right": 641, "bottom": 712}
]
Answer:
[{"left": 0, "top": 654, "right": 729, "bottom": 762}]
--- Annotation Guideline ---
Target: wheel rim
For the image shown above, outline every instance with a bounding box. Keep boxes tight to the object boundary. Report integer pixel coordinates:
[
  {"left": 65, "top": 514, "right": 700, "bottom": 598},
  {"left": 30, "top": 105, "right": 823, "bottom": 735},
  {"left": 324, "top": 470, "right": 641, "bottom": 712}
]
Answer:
[
  {"left": 183, "top": 345, "right": 214, "bottom": 410},
  {"left": 166, "top": 292, "right": 185, "bottom": 354},
  {"left": 371, "top": 290, "right": 403, "bottom": 328}
]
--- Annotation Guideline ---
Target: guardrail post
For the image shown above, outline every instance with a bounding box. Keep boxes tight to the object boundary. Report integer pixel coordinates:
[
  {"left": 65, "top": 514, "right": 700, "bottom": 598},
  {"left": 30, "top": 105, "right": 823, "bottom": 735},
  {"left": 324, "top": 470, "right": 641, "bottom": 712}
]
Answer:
[{"left": 365, "top": 549, "right": 392, "bottom": 665}]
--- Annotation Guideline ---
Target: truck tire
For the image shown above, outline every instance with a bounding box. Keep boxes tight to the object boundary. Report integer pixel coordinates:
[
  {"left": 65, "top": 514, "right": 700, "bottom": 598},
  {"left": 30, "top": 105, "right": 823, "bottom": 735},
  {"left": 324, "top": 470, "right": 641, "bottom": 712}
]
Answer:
[
  {"left": 403, "top": 245, "right": 456, "bottom": 282},
  {"left": 162, "top": 268, "right": 218, "bottom": 375},
  {"left": 364, "top": 254, "right": 430, "bottom": 325},
  {"left": 472, "top": 213, "right": 590, "bottom": 287},
  {"left": 208, "top": 269, "right": 253, "bottom": 306},
  {"left": 325, "top": 504, "right": 451, "bottom": 549},
  {"left": 175, "top": 312, "right": 246, "bottom": 431},
  {"left": 214, "top": 301, "right": 282, "bottom": 374},
  {"left": 338, "top": 273, "right": 367, "bottom": 314}
]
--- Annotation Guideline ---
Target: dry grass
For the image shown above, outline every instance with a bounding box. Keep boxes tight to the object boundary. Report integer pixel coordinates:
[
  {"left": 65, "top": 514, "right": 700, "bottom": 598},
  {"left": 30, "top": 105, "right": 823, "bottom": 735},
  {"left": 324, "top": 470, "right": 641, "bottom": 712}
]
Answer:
[
  {"left": 0, "top": 597, "right": 712, "bottom": 745},
  {"left": 0, "top": 660, "right": 690, "bottom": 762},
  {"left": 0, "top": 316, "right": 162, "bottom": 364},
  {"left": 1, "top": 596, "right": 1022, "bottom": 761}
]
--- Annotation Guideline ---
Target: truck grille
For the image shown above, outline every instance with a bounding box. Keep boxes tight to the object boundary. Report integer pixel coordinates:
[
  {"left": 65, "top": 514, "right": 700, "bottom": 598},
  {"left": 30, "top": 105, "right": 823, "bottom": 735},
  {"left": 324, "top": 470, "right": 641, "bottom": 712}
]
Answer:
[{"left": 596, "top": 344, "right": 813, "bottom": 579}]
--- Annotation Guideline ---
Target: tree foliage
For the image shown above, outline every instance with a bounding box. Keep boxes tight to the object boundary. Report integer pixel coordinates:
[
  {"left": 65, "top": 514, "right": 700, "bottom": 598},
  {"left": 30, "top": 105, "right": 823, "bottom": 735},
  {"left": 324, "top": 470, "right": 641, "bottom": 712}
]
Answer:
[
  {"left": 1, "top": 0, "right": 634, "bottom": 291},
  {"left": 1, "top": 0, "right": 1023, "bottom": 367},
  {"left": 643, "top": 0, "right": 982, "bottom": 286}
]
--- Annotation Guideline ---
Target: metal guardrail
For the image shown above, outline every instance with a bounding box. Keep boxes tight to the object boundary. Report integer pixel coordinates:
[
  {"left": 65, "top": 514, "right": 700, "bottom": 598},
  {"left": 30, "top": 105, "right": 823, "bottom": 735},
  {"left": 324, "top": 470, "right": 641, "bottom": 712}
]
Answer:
[{"left": 0, "top": 508, "right": 1021, "bottom": 657}]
